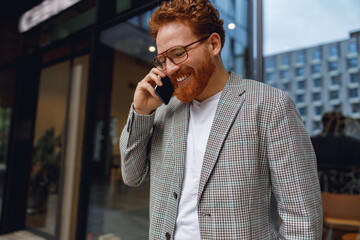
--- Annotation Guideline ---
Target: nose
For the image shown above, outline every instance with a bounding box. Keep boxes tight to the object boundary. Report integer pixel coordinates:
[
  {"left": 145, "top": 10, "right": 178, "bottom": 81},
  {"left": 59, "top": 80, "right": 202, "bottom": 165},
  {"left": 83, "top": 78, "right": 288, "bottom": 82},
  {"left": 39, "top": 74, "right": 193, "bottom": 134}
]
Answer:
[{"left": 164, "top": 58, "right": 180, "bottom": 75}]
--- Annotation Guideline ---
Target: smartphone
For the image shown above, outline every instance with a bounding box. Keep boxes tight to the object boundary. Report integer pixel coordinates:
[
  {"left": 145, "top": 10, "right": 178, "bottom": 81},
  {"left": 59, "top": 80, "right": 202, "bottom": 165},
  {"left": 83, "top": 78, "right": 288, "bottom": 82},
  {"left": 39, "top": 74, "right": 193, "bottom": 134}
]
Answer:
[{"left": 154, "top": 76, "right": 174, "bottom": 105}]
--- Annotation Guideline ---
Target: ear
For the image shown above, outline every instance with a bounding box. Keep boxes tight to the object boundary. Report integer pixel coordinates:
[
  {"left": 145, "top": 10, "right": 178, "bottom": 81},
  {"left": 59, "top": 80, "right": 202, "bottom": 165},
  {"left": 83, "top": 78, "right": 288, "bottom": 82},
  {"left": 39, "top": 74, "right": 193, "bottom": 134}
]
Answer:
[{"left": 208, "top": 33, "right": 222, "bottom": 57}]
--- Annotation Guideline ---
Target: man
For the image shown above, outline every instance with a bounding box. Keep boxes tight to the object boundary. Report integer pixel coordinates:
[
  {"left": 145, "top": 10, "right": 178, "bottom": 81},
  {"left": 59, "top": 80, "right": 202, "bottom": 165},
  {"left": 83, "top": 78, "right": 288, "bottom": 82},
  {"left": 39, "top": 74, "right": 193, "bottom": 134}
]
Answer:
[{"left": 120, "top": 0, "right": 323, "bottom": 239}]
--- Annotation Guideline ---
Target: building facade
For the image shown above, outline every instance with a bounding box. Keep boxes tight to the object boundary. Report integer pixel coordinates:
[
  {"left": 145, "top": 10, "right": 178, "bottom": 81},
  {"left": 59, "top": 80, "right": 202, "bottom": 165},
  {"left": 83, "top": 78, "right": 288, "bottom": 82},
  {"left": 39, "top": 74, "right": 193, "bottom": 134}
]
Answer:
[{"left": 264, "top": 31, "right": 360, "bottom": 136}]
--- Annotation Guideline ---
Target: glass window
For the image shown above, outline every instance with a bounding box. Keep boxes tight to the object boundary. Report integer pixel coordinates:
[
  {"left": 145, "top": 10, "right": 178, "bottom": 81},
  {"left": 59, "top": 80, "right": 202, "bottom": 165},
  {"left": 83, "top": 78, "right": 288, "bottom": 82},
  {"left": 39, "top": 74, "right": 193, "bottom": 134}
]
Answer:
[
  {"left": 314, "top": 106, "right": 323, "bottom": 116},
  {"left": 348, "top": 58, "right": 358, "bottom": 68},
  {"left": 26, "top": 61, "right": 68, "bottom": 235},
  {"left": 329, "top": 61, "right": 339, "bottom": 71},
  {"left": 266, "top": 72, "right": 275, "bottom": 82},
  {"left": 281, "top": 55, "right": 290, "bottom": 66},
  {"left": 330, "top": 90, "right": 339, "bottom": 100},
  {"left": 352, "top": 103, "right": 360, "bottom": 113},
  {"left": 348, "top": 41, "right": 358, "bottom": 54},
  {"left": 313, "top": 92, "right": 321, "bottom": 101},
  {"left": 117, "top": 0, "right": 132, "bottom": 13},
  {"left": 297, "top": 80, "right": 306, "bottom": 89},
  {"left": 298, "top": 107, "right": 307, "bottom": 116},
  {"left": 333, "top": 103, "right": 342, "bottom": 112},
  {"left": 313, "top": 78, "right": 322, "bottom": 88},
  {"left": 297, "top": 51, "right": 305, "bottom": 63},
  {"left": 312, "top": 64, "right": 321, "bottom": 74},
  {"left": 350, "top": 73, "right": 359, "bottom": 83},
  {"left": 283, "top": 82, "right": 291, "bottom": 91},
  {"left": 296, "top": 94, "right": 305, "bottom": 103},
  {"left": 330, "top": 45, "right": 339, "bottom": 57},
  {"left": 266, "top": 58, "right": 275, "bottom": 69},
  {"left": 313, "top": 121, "right": 321, "bottom": 131},
  {"left": 296, "top": 67, "right": 304, "bottom": 76},
  {"left": 349, "top": 88, "right": 359, "bottom": 98},
  {"left": 312, "top": 48, "right": 321, "bottom": 60},
  {"left": 331, "top": 75, "right": 341, "bottom": 86},
  {"left": 280, "top": 70, "right": 289, "bottom": 79}
]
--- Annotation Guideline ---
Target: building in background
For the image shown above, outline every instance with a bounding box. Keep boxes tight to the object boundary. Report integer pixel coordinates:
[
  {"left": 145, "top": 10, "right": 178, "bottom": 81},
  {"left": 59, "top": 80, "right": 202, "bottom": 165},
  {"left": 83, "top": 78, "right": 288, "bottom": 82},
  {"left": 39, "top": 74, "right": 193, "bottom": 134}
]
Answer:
[{"left": 264, "top": 31, "right": 360, "bottom": 136}]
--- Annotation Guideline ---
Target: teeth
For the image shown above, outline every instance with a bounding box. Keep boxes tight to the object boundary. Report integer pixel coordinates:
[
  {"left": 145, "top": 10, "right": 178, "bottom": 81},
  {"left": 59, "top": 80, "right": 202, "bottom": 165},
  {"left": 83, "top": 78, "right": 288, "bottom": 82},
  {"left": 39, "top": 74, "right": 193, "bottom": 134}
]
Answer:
[{"left": 176, "top": 74, "right": 189, "bottom": 82}]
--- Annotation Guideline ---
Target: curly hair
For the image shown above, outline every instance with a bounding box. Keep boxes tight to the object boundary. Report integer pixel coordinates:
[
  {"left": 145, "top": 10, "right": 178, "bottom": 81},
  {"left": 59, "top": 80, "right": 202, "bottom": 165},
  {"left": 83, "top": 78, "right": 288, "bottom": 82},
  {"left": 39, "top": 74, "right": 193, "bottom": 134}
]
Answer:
[{"left": 149, "top": 0, "right": 225, "bottom": 48}]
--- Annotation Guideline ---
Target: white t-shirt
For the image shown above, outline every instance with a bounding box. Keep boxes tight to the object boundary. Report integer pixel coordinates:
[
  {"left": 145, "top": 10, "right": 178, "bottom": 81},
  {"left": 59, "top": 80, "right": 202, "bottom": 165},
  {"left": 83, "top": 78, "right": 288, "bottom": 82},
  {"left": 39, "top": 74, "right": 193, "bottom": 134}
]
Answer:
[{"left": 174, "top": 91, "right": 222, "bottom": 240}]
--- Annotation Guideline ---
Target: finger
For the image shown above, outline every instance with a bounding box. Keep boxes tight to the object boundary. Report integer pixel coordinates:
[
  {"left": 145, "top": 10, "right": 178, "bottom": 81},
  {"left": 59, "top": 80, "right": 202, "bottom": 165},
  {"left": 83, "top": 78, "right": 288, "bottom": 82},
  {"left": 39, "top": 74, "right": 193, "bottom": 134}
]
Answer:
[
  {"left": 147, "top": 72, "right": 163, "bottom": 86},
  {"left": 151, "top": 67, "right": 166, "bottom": 78},
  {"left": 143, "top": 82, "right": 158, "bottom": 98}
]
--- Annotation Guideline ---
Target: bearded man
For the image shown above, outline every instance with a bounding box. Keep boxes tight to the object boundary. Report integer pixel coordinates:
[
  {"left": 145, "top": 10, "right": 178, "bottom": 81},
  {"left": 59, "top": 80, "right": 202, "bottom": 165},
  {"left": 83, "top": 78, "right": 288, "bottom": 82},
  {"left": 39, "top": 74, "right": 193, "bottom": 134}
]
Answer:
[{"left": 120, "top": 0, "right": 323, "bottom": 239}]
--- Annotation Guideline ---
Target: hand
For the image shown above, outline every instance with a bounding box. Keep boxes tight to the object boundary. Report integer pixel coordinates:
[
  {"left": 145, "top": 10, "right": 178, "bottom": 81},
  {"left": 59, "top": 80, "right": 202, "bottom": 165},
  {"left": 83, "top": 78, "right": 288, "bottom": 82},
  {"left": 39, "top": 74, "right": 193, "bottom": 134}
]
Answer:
[{"left": 133, "top": 68, "right": 166, "bottom": 115}]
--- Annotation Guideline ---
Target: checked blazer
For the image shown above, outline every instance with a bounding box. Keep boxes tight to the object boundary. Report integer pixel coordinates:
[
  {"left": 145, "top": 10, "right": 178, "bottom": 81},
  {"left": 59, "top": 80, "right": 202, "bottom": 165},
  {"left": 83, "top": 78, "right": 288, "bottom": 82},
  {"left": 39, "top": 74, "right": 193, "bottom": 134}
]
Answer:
[{"left": 120, "top": 72, "right": 323, "bottom": 240}]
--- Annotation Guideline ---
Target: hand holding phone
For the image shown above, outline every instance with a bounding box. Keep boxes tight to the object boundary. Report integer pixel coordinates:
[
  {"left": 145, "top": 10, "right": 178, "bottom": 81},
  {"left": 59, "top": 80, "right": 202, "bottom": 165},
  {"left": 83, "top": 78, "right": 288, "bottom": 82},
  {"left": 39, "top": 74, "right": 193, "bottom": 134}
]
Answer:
[{"left": 154, "top": 76, "right": 174, "bottom": 105}]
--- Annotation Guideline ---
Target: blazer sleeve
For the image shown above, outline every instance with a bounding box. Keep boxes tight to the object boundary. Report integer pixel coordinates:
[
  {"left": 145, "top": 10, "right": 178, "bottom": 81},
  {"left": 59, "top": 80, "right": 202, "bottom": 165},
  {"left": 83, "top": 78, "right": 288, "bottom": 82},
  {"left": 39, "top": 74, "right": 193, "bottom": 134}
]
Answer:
[
  {"left": 119, "top": 104, "right": 155, "bottom": 187},
  {"left": 267, "top": 93, "right": 323, "bottom": 239}
]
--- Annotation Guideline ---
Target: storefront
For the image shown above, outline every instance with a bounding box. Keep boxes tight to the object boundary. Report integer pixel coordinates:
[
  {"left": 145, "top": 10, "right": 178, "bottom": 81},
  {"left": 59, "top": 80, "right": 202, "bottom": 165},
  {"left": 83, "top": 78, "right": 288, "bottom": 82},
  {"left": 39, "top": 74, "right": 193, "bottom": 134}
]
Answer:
[{"left": 0, "top": 1, "right": 253, "bottom": 239}]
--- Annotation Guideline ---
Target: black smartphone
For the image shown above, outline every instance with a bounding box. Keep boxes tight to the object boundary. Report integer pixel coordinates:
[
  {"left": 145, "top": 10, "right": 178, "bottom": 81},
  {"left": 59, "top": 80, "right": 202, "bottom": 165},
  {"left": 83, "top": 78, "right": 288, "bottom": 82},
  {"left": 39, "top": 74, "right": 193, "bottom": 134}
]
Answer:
[{"left": 154, "top": 76, "right": 174, "bottom": 105}]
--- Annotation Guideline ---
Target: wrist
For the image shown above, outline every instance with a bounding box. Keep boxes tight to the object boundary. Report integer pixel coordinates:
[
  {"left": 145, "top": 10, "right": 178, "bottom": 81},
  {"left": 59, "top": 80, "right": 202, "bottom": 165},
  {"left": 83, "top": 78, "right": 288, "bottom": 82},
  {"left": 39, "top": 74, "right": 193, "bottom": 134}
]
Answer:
[{"left": 133, "top": 105, "right": 155, "bottom": 116}]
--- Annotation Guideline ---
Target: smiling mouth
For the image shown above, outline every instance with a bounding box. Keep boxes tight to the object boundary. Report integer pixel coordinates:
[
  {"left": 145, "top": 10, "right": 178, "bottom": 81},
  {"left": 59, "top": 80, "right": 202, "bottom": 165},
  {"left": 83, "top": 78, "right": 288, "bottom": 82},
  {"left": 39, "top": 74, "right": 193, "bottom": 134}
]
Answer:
[{"left": 176, "top": 74, "right": 190, "bottom": 83}]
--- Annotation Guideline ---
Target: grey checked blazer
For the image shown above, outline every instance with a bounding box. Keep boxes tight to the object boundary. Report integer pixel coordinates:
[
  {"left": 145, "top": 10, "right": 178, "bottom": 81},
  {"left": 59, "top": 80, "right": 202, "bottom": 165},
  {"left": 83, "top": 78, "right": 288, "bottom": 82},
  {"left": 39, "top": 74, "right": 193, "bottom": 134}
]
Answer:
[{"left": 120, "top": 72, "right": 323, "bottom": 239}]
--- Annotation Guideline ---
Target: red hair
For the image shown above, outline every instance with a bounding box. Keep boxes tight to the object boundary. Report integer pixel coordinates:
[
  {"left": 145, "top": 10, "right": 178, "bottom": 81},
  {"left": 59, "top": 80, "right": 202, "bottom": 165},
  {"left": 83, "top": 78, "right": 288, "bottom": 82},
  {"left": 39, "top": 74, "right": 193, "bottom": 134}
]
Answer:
[{"left": 149, "top": 0, "right": 225, "bottom": 48}]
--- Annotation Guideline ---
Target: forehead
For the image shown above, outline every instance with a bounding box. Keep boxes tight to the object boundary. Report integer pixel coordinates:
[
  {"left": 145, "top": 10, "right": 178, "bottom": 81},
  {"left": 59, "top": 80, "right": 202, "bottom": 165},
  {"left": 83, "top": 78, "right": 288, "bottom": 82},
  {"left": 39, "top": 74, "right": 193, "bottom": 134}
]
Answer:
[{"left": 156, "top": 20, "right": 197, "bottom": 54}]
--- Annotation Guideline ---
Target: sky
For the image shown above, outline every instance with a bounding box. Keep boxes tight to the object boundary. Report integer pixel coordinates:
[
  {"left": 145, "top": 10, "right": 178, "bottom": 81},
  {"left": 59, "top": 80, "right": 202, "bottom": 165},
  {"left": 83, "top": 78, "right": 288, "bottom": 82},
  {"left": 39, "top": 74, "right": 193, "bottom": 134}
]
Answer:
[{"left": 263, "top": 0, "right": 360, "bottom": 56}]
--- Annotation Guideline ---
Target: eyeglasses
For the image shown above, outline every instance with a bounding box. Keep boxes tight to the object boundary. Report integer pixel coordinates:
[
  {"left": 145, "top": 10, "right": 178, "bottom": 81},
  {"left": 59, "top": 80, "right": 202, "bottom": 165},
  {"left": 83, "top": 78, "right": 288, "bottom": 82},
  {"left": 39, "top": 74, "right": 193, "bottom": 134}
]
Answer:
[{"left": 153, "top": 35, "right": 210, "bottom": 70}]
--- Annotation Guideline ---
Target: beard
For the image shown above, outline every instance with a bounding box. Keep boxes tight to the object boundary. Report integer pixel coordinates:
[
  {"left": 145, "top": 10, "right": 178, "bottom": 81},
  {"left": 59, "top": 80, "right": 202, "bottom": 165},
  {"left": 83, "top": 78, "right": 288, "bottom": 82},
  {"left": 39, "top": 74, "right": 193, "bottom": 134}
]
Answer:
[{"left": 171, "top": 50, "right": 215, "bottom": 103}]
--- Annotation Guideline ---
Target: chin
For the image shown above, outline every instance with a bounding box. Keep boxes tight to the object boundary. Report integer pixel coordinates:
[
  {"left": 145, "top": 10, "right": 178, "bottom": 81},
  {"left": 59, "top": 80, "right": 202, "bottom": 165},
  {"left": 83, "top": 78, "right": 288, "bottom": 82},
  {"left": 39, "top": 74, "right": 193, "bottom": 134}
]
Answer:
[{"left": 174, "top": 52, "right": 215, "bottom": 102}]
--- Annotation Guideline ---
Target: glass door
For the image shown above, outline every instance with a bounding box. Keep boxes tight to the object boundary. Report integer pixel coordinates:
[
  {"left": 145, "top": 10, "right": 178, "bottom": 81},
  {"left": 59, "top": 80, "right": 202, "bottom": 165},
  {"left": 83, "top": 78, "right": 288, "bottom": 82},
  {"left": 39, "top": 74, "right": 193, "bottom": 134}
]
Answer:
[{"left": 26, "top": 54, "right": 89, "bottom": 238}]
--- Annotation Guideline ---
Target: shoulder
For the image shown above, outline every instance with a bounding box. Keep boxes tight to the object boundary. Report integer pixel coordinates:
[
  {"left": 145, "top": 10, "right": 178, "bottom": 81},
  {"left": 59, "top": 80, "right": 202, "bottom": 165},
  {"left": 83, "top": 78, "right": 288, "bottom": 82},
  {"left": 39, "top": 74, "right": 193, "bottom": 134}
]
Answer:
[{"left": 227, "top": 72, "right": 291, "bottom": 105}]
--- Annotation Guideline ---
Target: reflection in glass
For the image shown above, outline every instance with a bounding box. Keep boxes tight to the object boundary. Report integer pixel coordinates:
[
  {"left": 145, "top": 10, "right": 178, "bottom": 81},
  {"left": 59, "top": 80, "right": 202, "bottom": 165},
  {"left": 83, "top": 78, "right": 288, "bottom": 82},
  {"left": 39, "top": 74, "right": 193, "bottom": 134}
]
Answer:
[{"left": 26, "top": 61, "right": 69, "bottom": 235}]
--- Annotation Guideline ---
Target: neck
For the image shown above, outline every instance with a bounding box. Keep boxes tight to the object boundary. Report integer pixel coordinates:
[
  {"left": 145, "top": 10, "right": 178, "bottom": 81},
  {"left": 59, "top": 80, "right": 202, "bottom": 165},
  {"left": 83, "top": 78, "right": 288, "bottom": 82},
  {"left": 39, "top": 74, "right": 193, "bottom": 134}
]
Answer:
[{"left": 195, "top": 62, "right": 230, "bottom": 102}]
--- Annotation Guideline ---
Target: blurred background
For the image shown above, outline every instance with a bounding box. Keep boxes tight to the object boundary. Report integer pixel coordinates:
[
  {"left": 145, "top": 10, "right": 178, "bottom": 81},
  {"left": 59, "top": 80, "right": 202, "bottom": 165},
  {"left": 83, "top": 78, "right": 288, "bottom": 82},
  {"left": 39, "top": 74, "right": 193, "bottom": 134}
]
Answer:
[{"left": 0, "top": 0, "right": 359, "bottom": 239}]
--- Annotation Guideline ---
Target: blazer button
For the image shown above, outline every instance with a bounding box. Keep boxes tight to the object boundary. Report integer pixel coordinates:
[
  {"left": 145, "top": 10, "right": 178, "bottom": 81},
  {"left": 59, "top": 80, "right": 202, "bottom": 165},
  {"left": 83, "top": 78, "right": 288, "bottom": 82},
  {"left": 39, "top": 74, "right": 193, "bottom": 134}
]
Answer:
[
  {"left": 165, "top": 232, "right": 171, "bottom": 240},
  {"left": 173, "top": 192, "right": 178, "bottom": 199}
]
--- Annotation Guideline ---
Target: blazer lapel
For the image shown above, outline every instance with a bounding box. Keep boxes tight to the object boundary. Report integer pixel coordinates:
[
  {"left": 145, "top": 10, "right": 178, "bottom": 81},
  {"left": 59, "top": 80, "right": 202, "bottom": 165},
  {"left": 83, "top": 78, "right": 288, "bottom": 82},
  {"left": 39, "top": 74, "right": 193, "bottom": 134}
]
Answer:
[
  {"left": 198, "top": 73, "right": 247, "bottom": 202},
  {"left": 173, "top": 102, "right": 190, "bottom": 185}
]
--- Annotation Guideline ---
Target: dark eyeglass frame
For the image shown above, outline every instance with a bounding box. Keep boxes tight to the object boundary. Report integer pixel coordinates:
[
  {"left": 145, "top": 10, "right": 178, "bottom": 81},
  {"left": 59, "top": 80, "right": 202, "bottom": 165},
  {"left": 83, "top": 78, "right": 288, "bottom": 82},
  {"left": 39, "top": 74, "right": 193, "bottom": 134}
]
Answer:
[{"left": 153, "top": 35, "right": 211, "bottom": 70}]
